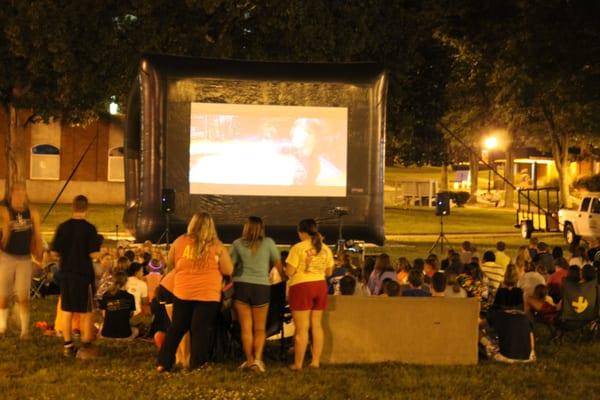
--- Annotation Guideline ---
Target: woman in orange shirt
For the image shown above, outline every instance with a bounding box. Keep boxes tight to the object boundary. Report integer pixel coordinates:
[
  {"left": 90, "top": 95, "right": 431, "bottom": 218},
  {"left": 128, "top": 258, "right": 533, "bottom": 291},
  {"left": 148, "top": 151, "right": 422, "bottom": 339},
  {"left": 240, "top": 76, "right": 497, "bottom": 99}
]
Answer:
[{"left": 157, "top": 213, "right": 233, "bottom": 371}]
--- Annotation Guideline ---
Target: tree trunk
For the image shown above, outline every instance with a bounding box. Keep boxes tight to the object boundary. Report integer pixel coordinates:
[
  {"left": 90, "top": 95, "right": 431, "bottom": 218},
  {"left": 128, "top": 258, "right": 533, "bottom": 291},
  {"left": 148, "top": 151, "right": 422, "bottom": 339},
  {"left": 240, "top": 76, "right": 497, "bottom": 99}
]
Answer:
[
  {"left": 440, "top": 163, "right": 449, "bottom": 191},
  {"left": 549, "top": 131, "right": 570, "bottom": 207},
  {"left": 468, "top": 151, "right": 479, "bottom": 203},
  {"left": 6, "top": 105, "right": 28, "bottom": 194},
  {"left": 543, "top": 105, "right": 570, "bottom": 207},
  {"left": 504, "top": 145, "right": 514, "bottom": 208}
]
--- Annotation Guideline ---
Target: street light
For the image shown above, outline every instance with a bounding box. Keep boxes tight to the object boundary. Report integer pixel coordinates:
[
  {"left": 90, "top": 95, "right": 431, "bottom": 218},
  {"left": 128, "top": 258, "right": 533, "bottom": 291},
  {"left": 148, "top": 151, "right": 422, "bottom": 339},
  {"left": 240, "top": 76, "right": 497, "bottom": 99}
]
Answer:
[{"left": 109, "top": 96, "right": 119, "bottom": 115}]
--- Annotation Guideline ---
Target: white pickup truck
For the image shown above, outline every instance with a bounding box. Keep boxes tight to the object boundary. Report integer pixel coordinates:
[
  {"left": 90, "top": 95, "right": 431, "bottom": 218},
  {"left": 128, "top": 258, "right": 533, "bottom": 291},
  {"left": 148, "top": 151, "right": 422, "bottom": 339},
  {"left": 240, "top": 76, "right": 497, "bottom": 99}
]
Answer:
[{"left": 558, "top": 195, "right": 600, "bottom": 245}]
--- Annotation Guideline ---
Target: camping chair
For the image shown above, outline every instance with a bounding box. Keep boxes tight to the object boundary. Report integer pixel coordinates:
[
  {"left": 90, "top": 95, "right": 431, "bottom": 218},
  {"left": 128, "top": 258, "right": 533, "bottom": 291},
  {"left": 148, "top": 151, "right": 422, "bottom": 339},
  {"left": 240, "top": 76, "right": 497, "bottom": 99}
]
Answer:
[
  {"left": 555, "top": 280, "right": 599, "bottom": 343},
  {"left": 30, "top": 270, "right": 49, "bottom": 299},
  {"left": 265, "top": 282, "right": 292, "bottom": 360}
]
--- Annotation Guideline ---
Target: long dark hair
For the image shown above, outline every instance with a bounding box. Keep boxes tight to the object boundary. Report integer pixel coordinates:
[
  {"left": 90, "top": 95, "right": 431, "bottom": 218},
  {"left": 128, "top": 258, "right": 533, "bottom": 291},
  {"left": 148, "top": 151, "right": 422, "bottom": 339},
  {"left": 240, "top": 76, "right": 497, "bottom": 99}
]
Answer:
[{"left": 298, "top": 218, "right": 322, "bottom": 254}]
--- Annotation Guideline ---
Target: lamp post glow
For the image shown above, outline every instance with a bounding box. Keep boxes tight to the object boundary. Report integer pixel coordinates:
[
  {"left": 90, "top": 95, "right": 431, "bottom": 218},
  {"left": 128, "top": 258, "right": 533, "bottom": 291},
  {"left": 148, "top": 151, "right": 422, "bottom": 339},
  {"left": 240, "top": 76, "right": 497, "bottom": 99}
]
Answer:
[
  {"left": 109, "top": 101, "right": 119, "bottom": 115},
  {"left": 109, "top": 95, "right": 119, "bottom": 115}
]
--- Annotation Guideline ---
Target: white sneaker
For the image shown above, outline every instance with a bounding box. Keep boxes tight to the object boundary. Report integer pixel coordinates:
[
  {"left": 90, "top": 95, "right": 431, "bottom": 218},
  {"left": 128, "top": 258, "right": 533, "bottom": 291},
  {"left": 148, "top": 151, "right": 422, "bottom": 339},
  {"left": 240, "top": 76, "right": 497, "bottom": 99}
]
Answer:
[
  {"left": 252, "top": 359, "right": 266, "bottom": 373},
  {"left": 239, "top": 361, "right": 251, "bottom": 370}
]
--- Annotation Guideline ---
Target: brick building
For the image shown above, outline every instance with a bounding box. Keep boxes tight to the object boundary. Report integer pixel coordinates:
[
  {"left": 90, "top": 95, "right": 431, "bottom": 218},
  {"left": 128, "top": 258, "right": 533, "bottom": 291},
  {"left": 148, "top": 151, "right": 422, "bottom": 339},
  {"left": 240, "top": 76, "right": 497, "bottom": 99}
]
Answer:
[{"left": 0, "top": 108, "right": 125, "bottom": 204}]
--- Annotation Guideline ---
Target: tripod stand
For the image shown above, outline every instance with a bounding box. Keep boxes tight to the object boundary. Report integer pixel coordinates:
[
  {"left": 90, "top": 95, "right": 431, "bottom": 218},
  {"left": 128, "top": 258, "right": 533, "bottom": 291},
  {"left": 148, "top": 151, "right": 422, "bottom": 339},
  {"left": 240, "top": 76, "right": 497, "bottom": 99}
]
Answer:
[
  {"left": 156, "top": 212, "right": 172, "bottom": 251},
  {"left": 429, "top": 214, "right": 451, "bottom": 254}
]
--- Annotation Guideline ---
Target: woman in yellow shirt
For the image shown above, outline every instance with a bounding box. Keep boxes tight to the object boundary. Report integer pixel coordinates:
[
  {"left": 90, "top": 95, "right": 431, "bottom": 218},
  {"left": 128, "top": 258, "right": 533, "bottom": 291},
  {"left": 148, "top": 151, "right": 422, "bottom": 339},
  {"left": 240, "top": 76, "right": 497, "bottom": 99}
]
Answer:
[{"left": 285, "top": 219, "right": 334, "bottom": 370}]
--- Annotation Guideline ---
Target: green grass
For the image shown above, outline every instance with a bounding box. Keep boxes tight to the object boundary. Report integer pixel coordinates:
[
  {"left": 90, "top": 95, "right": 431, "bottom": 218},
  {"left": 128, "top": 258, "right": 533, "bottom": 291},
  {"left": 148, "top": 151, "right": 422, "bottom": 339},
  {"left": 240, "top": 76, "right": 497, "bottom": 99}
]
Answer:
[
  {"left": 376, "top": 233, "right": 566, "bottom": 261},
  {"left": 2, "top": 296, "right": 600, "bottom": 400},
  {"left": 39, "top": 203, "right": 124, "bottom": 233},
  {"left": 384, "top": 206, "right": 517, "bottom": 235}
]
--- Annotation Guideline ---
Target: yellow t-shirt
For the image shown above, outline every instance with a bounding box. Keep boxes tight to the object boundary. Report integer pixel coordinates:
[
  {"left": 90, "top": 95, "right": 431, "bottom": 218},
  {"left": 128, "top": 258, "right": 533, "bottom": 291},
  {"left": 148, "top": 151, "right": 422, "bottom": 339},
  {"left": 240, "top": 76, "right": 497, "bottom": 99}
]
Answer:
[{"left": 286, "top": 239, "right": 334, "bottom": 287}]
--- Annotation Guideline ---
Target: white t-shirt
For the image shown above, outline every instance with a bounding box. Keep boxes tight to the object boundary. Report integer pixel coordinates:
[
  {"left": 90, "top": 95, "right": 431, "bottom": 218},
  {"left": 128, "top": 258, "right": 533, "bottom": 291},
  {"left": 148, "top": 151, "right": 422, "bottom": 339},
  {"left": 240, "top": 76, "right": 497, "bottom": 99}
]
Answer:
[{"left": 125, "top": 276, "right": 148, "bottom": 316}]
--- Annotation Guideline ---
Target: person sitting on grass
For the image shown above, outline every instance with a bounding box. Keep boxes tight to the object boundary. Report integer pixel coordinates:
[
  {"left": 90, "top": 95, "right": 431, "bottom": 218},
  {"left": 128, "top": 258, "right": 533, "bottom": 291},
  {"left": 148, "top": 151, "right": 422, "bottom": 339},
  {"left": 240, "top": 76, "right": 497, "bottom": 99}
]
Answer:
[
  {"left": 396, "top": 257, "right": 411, "bottom": 284},
  {"left": 401, "top": 269, "right": 431, "bottom": 297},
  {"left": 494, "top": 241, "right": 511, "bottom": 269},
  {"left": 518, "top": 258, "right": 547, "bottom": 300},
  {"left": 367, "top": 253, "right": 398, "bottom": 296},
  {"left": 457, "top": 262, "right": 489, "bottom": 302},
  {"left": 126, "top": 262, "right": 149, "bottom": 317},
  {"left": 381, "top": 279, "right": 401, "bottom": 297},
  {"left": 546, "top": 257, "right": 569, "bottom": 303},
  {"left": 581, "top": 264, "right": 596, "bottom": 283},
  {"left": 431, "top": 272, "right": 447, "bottom": 297},
  {"left": 444, "top": 271, "right": 467, "bottom": 298},
  {"left": 526, "top": 284, "right": 558, "bottom": 325},
  {"left": 339, "top": 275, "right": 357, "bottom": 296},
  {"left": 350, "top": 268, "right": 370, "bottom": 296},
  {"left": 146, "top": 249, "right": 165, "bottom": 302},
  {"left": 423, "top": 257, "right": 440, "bottom": 284},
  {"left": 480, "top": 251, "right": 505, "bottom": 293},
  {"left": 99, "top": 271, "right": 138, "bottom": 340},
  {"left": 568, "top": 246, "right": 587, "bottom": 268},
  {"left": 328, "top": 254, "right": 351, "bottom": 294},
  {"left": 493, "top": 264, "right": 524, "bottom": 311},
  {"left": 535, "top": 242, "right": 555, "bottom": 274}
]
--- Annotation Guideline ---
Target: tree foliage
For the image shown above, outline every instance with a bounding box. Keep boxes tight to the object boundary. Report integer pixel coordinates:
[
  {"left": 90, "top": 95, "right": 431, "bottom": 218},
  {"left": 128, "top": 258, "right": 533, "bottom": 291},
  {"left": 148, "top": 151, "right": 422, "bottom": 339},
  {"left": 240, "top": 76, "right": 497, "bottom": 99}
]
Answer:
[{"left": 435, "top": 0, "right": 600, "bottom": 204}]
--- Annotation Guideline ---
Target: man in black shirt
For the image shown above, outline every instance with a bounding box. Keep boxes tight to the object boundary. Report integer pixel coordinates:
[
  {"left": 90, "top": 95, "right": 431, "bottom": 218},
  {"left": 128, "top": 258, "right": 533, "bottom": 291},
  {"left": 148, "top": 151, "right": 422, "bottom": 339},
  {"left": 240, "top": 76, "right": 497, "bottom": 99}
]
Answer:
[{"left": 51, "top": 195, "right": 101, "bottom": 357}]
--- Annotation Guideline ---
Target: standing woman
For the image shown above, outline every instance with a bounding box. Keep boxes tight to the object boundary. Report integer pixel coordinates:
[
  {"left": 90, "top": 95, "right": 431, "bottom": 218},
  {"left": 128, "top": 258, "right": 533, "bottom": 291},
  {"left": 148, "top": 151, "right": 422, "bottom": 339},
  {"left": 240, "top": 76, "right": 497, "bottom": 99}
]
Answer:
[
  {"left": 0, "top": 182, "right": 42, "bottom": 338},
  {"left": 230, "top": 216, "right": 280, "bottom": 372},
  {"left": 286, "top": 219, "right": 334, "bottom": 370},
  {"left": 157, "top": 212, "right": 233, "bottom": 371}
]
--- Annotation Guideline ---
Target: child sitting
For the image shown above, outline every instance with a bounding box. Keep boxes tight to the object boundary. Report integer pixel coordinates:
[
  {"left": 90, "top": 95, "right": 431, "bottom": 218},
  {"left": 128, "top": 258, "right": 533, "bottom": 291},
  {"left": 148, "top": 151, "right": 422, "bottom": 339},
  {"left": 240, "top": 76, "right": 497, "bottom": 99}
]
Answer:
[
  {"left": 99, "top": 271, "right": 138, "bottom": 340},
  {"left": 146, "top": 251, "right": 165, "bottom": 302},
  {"left": 126, "top": 262, "right": 149, "bottom": 317}
]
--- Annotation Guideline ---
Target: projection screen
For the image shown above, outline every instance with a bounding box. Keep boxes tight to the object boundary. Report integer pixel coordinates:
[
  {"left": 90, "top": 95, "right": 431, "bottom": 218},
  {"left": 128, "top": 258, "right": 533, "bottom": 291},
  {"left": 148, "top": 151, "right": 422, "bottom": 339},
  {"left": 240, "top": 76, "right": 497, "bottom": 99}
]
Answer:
[{"left": 124, "top": 54, "right": 387, "bottom": 245}]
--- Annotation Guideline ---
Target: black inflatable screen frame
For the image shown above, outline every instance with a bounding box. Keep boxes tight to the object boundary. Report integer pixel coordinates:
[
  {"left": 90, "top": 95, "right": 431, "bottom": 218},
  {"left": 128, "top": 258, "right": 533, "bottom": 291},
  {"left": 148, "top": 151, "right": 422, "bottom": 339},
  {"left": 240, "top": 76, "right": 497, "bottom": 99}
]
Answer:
[{"left": 124, "top": 54, "right": 387, "bottom": 245}]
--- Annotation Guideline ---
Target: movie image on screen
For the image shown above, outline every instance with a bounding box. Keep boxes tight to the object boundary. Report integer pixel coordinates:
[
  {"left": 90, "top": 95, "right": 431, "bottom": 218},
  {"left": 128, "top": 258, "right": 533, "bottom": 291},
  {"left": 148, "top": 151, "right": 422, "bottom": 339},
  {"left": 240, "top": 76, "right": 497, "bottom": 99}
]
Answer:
[{"left": 189, "top": 103, "right": 348, "bottom": 197}]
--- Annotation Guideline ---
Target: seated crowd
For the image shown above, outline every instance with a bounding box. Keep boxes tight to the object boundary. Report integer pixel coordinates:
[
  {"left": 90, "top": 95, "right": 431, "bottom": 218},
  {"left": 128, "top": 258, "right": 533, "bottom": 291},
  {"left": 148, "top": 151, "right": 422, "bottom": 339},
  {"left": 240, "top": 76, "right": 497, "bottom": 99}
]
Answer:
[{"left": 18, "top": 196, "right": 600, "bottom": 368}]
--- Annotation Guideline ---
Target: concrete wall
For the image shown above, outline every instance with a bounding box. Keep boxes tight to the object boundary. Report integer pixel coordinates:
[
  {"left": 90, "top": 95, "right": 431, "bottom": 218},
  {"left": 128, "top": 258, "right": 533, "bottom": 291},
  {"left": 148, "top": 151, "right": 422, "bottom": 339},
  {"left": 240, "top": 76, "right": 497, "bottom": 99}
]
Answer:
[
  {"left": 0, "top": 179, "right": 125, "bottom": 205},
  {"left": 321, "top": 296, "right": 480, "bottom": 365}
]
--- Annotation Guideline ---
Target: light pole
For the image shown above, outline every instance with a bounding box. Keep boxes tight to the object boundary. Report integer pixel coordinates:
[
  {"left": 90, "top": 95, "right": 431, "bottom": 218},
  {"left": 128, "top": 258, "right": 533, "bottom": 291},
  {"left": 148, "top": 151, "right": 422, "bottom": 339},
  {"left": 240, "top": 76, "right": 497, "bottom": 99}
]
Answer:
[{"left": 483, "top": 136, "right": 498, "bottom": 193}]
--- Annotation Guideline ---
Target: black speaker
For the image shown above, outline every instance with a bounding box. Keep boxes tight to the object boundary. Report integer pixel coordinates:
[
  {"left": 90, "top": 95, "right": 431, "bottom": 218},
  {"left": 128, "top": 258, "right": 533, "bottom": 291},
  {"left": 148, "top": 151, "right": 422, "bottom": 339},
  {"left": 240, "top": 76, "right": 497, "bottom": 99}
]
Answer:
[
  {"left": 436, "top": 192, "right": 451, "bottom": 216},
  {"left": 161, "top": 188, "right": 175, "bottom": 214}
]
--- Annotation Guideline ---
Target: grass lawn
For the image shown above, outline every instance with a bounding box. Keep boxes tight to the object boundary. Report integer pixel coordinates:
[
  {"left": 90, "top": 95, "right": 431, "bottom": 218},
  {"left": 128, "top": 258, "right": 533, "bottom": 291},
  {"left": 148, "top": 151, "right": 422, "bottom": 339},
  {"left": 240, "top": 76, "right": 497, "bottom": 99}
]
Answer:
[
  {"left": 2, "top": 296, "right": 600, "bottom": 400},
  {"left": 39, "top": 203, "right": 124, "bottom": 234},
  {"left": 384, "top": 206, "right": 517, "bottom": 235}
]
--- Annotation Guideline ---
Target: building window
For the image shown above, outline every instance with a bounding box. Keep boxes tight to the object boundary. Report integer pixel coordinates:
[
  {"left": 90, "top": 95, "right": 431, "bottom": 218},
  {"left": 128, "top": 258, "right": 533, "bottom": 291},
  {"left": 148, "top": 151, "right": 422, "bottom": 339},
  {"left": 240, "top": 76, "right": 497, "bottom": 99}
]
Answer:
[
  {"left": 30, "top": 144, "right": 60, "bottom": 180},
  {"left": 108, "top": 146, "right": 125, "bottom": 182}
]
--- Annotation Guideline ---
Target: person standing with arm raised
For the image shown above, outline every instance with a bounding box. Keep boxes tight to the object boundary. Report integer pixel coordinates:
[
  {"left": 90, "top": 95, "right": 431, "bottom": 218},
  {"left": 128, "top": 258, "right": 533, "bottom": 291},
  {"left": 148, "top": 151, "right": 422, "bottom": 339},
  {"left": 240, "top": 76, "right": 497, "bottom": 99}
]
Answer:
[
  {"left": 0, "top": 182, "right": 43, "bottom": 339},
  {"left": 286, "top": 219, "right": 334, "bottom": 370},
  {"left": 51, "top": 195, "right": 102, "bottom": 357}
]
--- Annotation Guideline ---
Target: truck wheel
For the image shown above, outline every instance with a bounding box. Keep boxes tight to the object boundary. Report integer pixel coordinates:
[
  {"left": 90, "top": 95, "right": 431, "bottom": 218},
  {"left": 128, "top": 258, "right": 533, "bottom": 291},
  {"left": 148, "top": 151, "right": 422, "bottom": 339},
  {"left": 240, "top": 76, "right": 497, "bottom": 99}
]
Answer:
[
  {"left": 521, "top": 220, "right": 533, "bottom": 239},
  {"left": 564, "top": 223, "right": 580, "bottom": 246}
]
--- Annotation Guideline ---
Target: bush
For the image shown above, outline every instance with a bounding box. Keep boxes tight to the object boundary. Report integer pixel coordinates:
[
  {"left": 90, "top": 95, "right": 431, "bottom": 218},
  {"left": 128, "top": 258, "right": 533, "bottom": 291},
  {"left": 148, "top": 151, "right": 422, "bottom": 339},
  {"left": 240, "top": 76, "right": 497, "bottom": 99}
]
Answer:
[
  {"left": 573, "top": 174, "right": 600, "bottom": 192},
  {"left": 452, "top": 191, "right": 471, "bottom": 207}
]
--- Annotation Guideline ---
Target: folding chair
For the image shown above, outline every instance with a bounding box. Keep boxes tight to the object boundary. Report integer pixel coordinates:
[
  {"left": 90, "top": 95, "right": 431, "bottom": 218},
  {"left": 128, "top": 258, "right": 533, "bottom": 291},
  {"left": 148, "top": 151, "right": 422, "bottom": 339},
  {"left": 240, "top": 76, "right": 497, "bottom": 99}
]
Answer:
[
  {"left": 555, "top": 280, "right": 599, "bottom": 343},
  {"left": 265, "top": 282, "right": 292, "bottom": 360},
  {"left": 30, "top": 274, "right": 49, "bottom": 299}
]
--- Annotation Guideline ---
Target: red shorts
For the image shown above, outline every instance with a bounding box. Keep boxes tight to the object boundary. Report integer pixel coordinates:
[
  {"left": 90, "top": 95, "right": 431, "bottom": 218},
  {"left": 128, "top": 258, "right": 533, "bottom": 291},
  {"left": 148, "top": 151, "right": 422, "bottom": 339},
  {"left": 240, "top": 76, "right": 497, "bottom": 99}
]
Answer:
[{"left": 288, "top": 280, "right": 328, "bottom": 311}]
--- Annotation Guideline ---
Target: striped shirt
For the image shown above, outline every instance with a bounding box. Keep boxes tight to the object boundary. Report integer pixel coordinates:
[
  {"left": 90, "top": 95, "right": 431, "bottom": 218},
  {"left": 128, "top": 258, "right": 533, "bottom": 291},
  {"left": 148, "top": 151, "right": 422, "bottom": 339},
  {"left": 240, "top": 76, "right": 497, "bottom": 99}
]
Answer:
[{"left": 481, "top": 261, "right": 505, "bottom": 290}]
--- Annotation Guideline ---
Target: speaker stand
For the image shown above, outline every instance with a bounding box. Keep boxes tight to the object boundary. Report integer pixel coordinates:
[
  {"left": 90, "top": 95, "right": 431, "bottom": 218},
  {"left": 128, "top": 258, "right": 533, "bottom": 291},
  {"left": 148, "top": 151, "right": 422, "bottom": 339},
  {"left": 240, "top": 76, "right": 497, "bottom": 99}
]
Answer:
[
  {"left": 429, "top": 214, "right": 451, "bottom": 255},
  {"left": 156, "top": 212, "right": 172, "bottom": 251}
]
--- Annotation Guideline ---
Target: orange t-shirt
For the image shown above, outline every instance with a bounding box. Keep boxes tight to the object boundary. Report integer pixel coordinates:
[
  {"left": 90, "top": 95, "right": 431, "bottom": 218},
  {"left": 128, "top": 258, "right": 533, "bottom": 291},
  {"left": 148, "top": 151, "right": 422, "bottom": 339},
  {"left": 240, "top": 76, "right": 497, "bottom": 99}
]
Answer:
[
  {"left": 160, "top": 270, "right": 176, "bottom": 294},
  {"left": 171, "top": 235, "right": 223, "bottom": 302}
]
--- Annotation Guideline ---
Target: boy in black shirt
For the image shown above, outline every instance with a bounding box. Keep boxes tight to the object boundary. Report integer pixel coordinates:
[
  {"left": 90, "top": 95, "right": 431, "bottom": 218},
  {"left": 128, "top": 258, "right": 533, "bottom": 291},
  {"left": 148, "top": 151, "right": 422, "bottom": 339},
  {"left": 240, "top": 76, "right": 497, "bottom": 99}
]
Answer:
[{"left": 51, "top": 195, "right": 101, "bottom": 357}]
